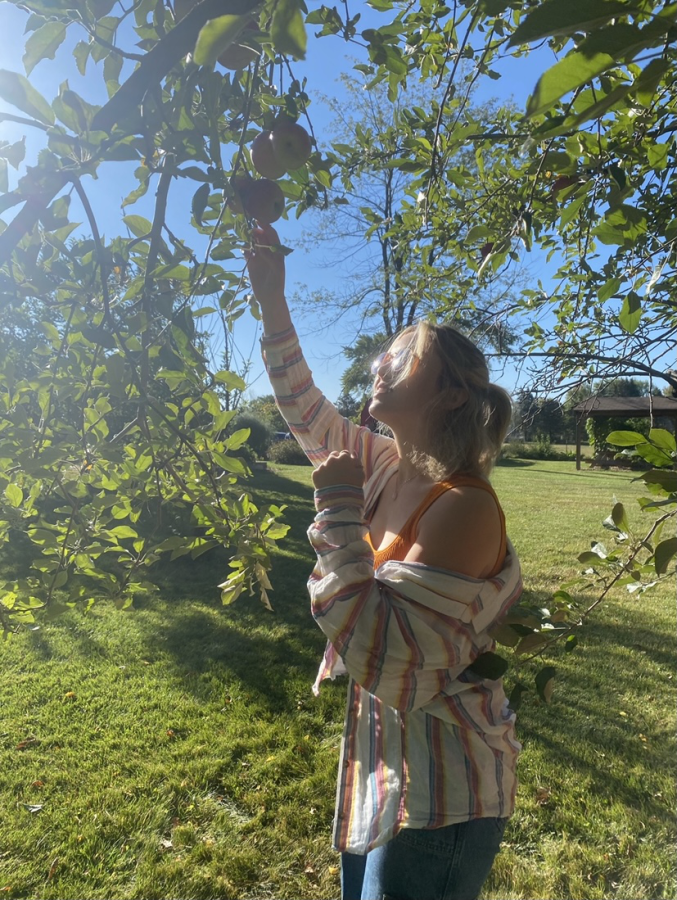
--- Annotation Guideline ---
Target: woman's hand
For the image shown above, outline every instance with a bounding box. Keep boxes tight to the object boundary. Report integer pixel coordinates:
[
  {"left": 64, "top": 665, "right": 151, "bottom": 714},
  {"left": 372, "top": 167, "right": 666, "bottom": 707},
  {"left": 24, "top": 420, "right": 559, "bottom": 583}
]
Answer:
[
  {"left": 245, "top": 222, "right": 286, "bottom": 305},
  {"left": 312, "top": 451, "right": 365, "bottom": 491}
]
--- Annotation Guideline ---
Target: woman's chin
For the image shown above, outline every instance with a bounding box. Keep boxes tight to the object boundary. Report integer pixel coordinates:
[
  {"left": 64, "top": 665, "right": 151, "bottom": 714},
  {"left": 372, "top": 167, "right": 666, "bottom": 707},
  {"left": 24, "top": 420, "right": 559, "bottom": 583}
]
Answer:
[{"left": 369, "top": 396, "right": 392, "bottom": 425}]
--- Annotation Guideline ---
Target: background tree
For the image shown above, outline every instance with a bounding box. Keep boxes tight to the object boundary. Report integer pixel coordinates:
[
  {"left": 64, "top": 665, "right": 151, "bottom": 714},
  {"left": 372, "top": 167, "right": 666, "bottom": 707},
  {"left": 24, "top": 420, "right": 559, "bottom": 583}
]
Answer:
[{"left": 293, "top": 74, "right": 522, "bottom": 354}]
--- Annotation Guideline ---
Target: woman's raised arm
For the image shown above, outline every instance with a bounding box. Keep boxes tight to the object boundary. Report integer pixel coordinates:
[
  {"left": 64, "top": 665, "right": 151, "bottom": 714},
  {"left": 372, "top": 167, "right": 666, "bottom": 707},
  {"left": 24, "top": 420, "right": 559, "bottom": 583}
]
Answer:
[{"left": 245, "top": 224, "right": 397, "bottom": 487}]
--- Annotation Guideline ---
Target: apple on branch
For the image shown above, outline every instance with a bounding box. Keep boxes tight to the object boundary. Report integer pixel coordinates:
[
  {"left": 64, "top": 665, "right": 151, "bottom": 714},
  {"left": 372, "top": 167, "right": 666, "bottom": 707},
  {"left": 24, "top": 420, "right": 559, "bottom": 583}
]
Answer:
[
  {"left": 235, "top": 178, "right": 285, "bottom": 224},
  {"left": 251, "top": 131, "right": 287, "bottom": 180},
  {"left": 218, "top": 21, "right": 260, "bottom": 71},
  {"left": 271, "top": 122, "right": 313, "bottom": 172}
]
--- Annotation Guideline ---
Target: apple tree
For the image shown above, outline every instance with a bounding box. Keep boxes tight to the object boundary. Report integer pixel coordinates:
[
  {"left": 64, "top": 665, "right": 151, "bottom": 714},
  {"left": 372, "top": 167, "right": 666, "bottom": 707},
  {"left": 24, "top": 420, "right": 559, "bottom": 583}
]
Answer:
[{"left": 0, "top": 0, "right": 333, "bottom": 631}]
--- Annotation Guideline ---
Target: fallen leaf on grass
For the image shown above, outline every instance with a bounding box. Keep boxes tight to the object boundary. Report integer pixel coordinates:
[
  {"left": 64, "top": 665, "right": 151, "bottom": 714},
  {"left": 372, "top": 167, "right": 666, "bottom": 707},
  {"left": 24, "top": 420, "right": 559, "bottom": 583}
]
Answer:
[
  {"left": 47, "top": 858, "right": 58, "bottom": 881},
  {"left": 160, "top": 839, "right": 173, "bottom": 850},
  {"left": 31, "top": 780, "right": 45, "bottom": 788},
  {"left": 63, "top": 691, "right": 76, "bottom": 701},
  {"left": 535, "top": 787, "right": 551, "bottom": 806},
  {"left": 24, "top": 804, "right": 43, "bottom": 813},
  {"left": 16, "top": 738, "right": 38, "bottom": 751}
]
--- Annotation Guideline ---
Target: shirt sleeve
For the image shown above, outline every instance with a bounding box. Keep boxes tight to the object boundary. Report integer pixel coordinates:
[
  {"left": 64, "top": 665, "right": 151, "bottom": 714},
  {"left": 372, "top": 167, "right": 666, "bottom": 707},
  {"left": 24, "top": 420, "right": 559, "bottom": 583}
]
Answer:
[
  {"left": 261, "top": 326, "right": 397, "bottom": 476},
  {"left": 307, "top": 487, "right": 520, "bottom": 713}
]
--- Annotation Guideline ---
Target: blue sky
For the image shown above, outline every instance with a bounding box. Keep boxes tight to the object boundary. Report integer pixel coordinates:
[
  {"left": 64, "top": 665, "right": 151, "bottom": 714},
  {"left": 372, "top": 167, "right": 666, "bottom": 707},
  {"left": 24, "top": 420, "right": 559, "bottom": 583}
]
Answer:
[{"left": 0, "top": 4, "right": 553, "bottom": 402}]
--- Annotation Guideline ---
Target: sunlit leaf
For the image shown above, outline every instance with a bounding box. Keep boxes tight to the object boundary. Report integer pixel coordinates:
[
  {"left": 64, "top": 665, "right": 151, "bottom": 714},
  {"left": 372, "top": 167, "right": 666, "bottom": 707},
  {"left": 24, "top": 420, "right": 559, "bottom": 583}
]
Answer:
[
  {"left": 23, "top": 21, "right": 67, "bottom": 76},
  {"left": 509, "top": 0, "right": 628, "bottom": 46},
  {"left": 0, "top": 69, "right": 54, "bottom": 125},
  {"left": 618, "top": 291, "right": 642, "bottom": 333},
  {"left": 193, "top": 15, "right": 250, "bottom": 67},
  {"left": 271, "top": 0, "right": 307, "bottom": 59}
]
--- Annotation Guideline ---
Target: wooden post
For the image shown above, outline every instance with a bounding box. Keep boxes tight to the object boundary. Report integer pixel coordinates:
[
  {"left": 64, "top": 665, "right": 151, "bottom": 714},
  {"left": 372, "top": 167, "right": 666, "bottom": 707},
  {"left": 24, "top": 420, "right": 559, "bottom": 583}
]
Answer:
[{"left": 576, "top": 418, "right": 582, "bottom": 471}]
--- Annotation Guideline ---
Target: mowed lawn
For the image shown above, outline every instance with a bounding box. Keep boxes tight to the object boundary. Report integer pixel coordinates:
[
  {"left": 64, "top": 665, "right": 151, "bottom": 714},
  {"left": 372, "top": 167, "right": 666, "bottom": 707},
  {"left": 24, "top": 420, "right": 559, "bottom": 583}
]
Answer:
[{"left": 0, "top": 461, "right": 674, "bottom": 900}]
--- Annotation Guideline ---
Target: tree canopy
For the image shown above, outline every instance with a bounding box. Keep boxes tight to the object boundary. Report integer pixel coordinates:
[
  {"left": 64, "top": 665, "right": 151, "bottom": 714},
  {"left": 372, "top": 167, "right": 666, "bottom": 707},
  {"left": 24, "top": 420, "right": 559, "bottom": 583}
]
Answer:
[{"left": 0, "top": 0, "right": 675, "bottom": 651}]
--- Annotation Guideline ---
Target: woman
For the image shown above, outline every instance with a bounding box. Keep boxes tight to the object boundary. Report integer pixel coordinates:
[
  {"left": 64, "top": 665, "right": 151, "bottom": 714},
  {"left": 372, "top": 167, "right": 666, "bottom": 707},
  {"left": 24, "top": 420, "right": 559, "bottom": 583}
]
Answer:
[{"left": 246, "top": 223, "right": 522, "bottom": 900}]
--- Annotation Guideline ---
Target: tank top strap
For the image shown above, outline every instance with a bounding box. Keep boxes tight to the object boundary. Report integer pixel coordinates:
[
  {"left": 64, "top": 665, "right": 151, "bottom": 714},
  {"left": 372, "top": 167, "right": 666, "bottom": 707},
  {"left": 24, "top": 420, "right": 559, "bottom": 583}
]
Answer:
[{"left": 400, "top": 474, "right": 501, "bottom": 547}]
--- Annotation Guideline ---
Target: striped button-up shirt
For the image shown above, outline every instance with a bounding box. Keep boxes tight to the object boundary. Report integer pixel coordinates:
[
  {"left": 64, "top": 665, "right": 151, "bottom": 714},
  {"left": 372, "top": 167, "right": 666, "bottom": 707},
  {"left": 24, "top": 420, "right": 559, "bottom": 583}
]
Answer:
[{"left": 262, "top": 326, "right": 523, "bottom": 854}]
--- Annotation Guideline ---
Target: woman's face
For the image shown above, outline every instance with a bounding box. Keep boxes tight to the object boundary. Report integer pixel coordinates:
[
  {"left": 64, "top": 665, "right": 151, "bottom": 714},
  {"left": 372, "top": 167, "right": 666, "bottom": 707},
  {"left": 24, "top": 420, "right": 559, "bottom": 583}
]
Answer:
[{"left": 368, "top": 333, "right": 444, "bottom": 432}]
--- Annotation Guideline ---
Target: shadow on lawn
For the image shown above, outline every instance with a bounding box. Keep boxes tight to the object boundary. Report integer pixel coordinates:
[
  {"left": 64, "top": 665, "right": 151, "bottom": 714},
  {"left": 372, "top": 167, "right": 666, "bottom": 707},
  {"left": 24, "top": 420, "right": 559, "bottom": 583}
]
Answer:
[
  {"left": 515, "top": 600, "right": 675, "bottom": 825},
  {"left": 133, "top": 468, "right": 325, "bottom": 709}
]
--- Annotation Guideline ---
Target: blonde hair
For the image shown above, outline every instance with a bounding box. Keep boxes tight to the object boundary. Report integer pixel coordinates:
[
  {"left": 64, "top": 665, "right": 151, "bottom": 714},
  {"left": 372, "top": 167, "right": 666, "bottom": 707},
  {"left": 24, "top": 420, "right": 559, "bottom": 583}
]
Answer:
[{"left": 385, "top": 322, "right": 512, "bottom": 479}]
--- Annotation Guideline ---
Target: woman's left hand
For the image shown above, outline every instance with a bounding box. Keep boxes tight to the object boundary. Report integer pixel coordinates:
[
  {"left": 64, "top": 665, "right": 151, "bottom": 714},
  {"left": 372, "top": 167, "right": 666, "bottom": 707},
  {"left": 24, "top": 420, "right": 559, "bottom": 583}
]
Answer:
[{"left": 312, "top": 451, "right": 365, "bottom": 490}]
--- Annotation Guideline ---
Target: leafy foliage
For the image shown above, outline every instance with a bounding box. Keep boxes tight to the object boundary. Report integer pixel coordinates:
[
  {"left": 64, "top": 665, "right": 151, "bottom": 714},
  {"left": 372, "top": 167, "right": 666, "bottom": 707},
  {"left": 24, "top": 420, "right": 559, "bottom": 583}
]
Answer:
[{"left": 0, "top": 0, "right": 676, "bottom": 671}]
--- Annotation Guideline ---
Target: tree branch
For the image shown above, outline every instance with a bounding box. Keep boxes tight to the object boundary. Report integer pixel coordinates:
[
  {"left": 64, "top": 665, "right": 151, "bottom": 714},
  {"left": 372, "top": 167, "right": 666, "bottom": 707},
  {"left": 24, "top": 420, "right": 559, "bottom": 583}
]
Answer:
[{"left": 0, "top": 0, "right": 261, "bottom": 266}]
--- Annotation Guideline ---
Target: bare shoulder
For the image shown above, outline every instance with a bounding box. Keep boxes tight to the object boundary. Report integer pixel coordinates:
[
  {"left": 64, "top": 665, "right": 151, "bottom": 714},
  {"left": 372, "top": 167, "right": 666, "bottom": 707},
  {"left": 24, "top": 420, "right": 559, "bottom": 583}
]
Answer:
[{"left": 405, "top": 485, "right": 504, "bottom": 578}]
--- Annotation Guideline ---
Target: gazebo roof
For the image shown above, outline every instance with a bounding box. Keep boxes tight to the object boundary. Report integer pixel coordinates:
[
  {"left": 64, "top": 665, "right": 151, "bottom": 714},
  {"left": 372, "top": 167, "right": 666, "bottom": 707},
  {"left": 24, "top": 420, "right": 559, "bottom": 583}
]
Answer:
[{"left": 572, "top": 396, "right": 677, "bottom": 417}]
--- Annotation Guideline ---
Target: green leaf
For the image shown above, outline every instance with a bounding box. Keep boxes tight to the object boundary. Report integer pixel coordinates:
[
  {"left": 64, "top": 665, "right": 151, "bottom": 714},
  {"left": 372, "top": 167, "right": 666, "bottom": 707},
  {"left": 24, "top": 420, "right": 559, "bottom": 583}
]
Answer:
[
  {"left": 647, "top": 142, "right": 669, "bottom": 171},
  {"left": 193, "top": 15, "right": 250, "bottom": 67},
  {"left": 654, "top": 538, "right": 677, "bottom": 576},
  {"left": 640, "top": 469, "right": 677, "bottom": 494},
  {"left": 619, "top": 291, "right": 642, "bottom": 333},
  {"left": 23, "top": 21, "right": 67, "bottom": 76},
  {"left": 508, "top": 682, "right": 527, "bottom": 712},
  {"left": 597, "top": 277, "right": 622, "bottom": 303},
  {"left": 0, "top": 69, "right": 55, "bottom": 125},
  {"left": 515, "top": 632, "right": 550, "bottom": 655},
  {"left": 465, "top": 651, "right": 509, "bottom": 680},
  {"left": 635, "top": 442, "right": 674, "bottom": 467},
  {"left": 122, "top": 214, "right": 152, "bottom": 238},
  {"left": 213, "top": 370, "right": 246, "bottom": 391},
  {"left": 191, "top": 183, "right": 210, "bottom": 227},
  {"left": 611, "top": 501, "right": 629, "bottom": 534},
  {"left": 488, "top": 623, "right": 522, "bottom": 648},
  {"left": 535, "top": 665, "right": 556, "bottom": 704},
  {"left": 4, "top": 483, "right": 23, "bottom": 507},
  {"left": 526, "top": 50, "right": 616, "bottom": 118},
  {"left": 508, "top": 0, "right": 628, "bottom": 47},
  {"left": 607, "top": 430, "right": 647, "bottom": 446},
  {"left": 649, "top": 429, "right": 676, "bottom": 454},
  {"left": 271, "top": 0, "right": 307, "bottom": 60}
]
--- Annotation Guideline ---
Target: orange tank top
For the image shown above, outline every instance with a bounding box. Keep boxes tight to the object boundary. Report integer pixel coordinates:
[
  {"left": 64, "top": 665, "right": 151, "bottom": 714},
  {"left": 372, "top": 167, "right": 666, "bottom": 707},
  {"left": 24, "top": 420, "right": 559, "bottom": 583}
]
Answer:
[{"left": 367, "top": 474, "right": 506, "bottom": 577}]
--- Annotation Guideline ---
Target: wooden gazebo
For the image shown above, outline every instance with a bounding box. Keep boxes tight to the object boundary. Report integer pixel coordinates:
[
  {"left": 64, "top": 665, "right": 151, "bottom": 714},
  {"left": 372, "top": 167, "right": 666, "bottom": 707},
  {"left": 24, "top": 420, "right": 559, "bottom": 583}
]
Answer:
[{"left": 572, "top": 396, "right": 677, "bottom": 470}]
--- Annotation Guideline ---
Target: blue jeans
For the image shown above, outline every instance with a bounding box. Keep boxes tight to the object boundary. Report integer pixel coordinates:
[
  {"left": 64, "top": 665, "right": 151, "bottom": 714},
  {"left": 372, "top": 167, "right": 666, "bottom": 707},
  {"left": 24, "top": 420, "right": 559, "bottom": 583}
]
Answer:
[{"left": 341, "top": 817, "right": 508, "bottom": 900}]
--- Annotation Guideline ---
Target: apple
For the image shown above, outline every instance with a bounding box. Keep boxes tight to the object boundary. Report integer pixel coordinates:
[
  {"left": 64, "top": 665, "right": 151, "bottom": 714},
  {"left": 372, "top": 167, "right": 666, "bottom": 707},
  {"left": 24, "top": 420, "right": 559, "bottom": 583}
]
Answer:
[
  {"left": 551, "top": 175, "right": 578, "bottom": 196},
  {"left": 228, "top": 175, "right": 252, "bottom": 215},
  {"left": 240, "top": 179, "right": 285, "bottom": 224},
  {"left": 251, "top": 131, "right": 286, "bottom": 180},
  {"left": 218, "top": 22, "right": 260, "bottom": 71},
  {"left": 480, "top": 242, "right": 494, "bottom": 259},
  {"left": 271, "top": 122, "right": 312, "bottom": 172}
]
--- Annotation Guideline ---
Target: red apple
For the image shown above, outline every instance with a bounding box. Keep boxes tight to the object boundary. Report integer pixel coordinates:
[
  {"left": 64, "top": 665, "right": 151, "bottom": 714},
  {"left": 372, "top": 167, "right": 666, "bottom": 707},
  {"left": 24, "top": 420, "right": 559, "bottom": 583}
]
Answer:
[
  {"left": 251, "top": 131, "right": 286, "bottom": 180},
  {"left": 551, "top": 175, "right": 578, "bottom": 196},
  {"left": 228, "top": 175, "right": 252, "bottom": 215},
  {"left": 271, "top": 122, "right": 312, "bottom": 172},
  {"left": 218, "top": 22, "right": 260, "bottom": 70},
  {"left": 240, "top": 179, "right": 285, "bottom": 224}
]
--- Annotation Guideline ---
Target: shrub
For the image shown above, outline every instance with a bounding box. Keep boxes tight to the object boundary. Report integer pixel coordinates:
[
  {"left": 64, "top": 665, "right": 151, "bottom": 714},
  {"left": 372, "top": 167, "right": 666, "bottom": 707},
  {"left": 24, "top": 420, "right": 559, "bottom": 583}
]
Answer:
[
  {"left": 267, "top": 440, "right": 311, "bottom": 466},
  {"left": 500, "top": 440, "right": 576, "bottom": 462},
  {"left": 232, "top": 413, "right": 272, "bottom": 459}
]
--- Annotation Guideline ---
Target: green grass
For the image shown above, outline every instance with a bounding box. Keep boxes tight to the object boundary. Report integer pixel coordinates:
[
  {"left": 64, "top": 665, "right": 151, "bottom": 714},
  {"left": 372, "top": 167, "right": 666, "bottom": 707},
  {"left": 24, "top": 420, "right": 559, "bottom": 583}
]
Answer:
[{"left": 0, "top": 461, "right": 674, "bottom": 899}]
